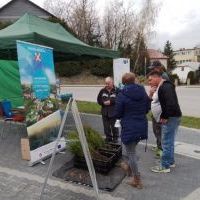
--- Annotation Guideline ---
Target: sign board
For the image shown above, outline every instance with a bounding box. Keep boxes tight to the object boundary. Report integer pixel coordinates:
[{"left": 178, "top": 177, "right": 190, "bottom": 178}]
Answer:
[
  {"left": 17, "top": 41, "right": 65, "bottom": 165},
  {"left": 113, "top": 58, "right": 130, "bottom": 88}
]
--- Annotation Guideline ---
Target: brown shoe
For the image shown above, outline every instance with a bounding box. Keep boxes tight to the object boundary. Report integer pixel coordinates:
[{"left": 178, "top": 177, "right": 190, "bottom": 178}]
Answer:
[
  {"left": 127, "top": 175, "right": 143, "bottom": 189},
  {"left": 120, "top": 162, "right": 132, "bottom": 176}
]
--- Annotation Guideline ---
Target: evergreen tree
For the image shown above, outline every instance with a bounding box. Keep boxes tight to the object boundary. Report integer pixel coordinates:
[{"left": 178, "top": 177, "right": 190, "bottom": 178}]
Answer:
[{"left": 163, "top": 40, "right": 176, "bottom": 71}]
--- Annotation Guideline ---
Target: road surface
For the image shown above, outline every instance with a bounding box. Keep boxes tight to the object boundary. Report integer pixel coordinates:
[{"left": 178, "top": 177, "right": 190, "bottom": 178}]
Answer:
[{"left": 61, "top": 85, "right": 200, "bottom": 117}]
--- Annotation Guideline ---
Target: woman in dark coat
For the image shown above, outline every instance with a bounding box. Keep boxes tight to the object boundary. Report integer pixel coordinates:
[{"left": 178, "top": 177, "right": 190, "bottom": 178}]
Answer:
[{"left": 114, "top": 72, "right": 149, "bottom": 189}]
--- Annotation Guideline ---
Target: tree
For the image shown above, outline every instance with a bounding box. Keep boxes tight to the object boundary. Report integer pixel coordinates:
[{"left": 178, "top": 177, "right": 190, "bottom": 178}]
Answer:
[
  {"left": 0, "top": 21, "right": 11, "bottom": 30},
  {"left": 131, "top": 33, "right": 149, "bottom": 75},
  {"left": 44, "top": 0, "right": 102, "bottom": 46},
  {"left": 44, "top": 0, "right": 159, "bottom": 52},
  {"left": 102, "top": 0, "right": 135, "bottom": 50},
  {"left": 133, "top": 0, "right": 158, "bottom": 72},
  {"left": 47, "top": 16, "right": 77, "bottom": 37},
  {"left": 163, "top": 40, "right": 176, "bottom": 71}
]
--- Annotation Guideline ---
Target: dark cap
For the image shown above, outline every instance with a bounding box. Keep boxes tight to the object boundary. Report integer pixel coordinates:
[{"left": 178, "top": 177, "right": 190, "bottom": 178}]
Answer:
[{"left": 149, "top": 60, "right": 162, "bottom": 69}]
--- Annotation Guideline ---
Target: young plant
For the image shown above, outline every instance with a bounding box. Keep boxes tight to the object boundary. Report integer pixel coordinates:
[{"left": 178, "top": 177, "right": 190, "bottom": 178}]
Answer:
[{"left": 67, "top": 126, "right": 105, "bottom": 157}]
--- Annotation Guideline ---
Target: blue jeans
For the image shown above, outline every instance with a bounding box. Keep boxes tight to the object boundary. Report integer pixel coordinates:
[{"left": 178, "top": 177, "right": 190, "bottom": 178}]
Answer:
[{"left": 161, "top": 117, "right": 181, "bottom": 169}]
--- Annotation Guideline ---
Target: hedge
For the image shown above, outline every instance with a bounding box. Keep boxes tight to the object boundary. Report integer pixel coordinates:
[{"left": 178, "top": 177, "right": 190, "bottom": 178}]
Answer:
[
  {"left": 90, "top": 59, "right": 113, "bottom": 77},
  {"left": 169, "top": 74, "right": 180, "bottom": 84},
  {"left": 187, "top": 71, "right": 198, "bottom": 84},
  {"left": 55, "top": 61, "right": 82, "bottom": 77}
]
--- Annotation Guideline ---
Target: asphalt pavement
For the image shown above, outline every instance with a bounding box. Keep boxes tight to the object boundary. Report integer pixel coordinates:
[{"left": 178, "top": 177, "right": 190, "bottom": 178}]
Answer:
[{"left": 61, "top": 85, "right": 200, "bottom": 117}]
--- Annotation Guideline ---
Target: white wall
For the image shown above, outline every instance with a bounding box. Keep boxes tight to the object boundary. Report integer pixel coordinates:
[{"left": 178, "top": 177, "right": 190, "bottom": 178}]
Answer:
[{"left": 172, "top": 66, "right": 193, "bottom": 83}]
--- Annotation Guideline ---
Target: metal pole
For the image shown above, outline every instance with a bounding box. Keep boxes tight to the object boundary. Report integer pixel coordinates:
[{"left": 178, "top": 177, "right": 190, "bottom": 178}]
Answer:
[
  {"left": 71, "top": 100, "right": 100, "bottom": 200},
  {"left": 39, "top": 98, "right": 72, "bottom": 200}
]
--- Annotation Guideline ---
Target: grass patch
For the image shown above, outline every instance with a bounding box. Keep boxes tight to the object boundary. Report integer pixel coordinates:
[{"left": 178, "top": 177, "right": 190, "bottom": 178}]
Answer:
[
  {"left": 181, "top": 116, "right": 200, "bottom": 129},
  {"left": 77, "top": 100, "right": 101, "bottom": 115},
  {"left": 147, "top": 113, "right": 200, "bottom": 129},
  {"left": 76, "top": 101, "right": 200, "bottom": 130}
]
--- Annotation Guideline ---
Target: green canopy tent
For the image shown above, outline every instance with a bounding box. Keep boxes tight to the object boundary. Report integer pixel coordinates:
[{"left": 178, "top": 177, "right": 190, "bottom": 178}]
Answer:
[
  {"left": 0, "top": 13, "right": 119, "bottom": 61},
  {"left": 0, "top": 13, "right": 119, "bottom": 107},
  {"left": 0, "top": 60, "right": 23, "bottom": 107}
]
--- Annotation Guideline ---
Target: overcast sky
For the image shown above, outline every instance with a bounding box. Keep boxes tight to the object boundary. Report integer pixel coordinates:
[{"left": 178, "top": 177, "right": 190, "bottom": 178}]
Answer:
[{"left": 1, "top": 0, "right": 200, "bottom": 51}]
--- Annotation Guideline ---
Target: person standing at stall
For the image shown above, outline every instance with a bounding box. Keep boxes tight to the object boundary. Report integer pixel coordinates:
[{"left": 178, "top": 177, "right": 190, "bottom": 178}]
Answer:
[
  {"left": 97, "top": 77, "right": 119, "bottom": 143},
  {"left": 148, "top": 60, "right": 170, "bottom": 158},
  {"left": 115, "top": 72, "right": 150, "bottom": 189},
  {"left": 148, "top": 71, "right": 182, "bottom": 173}
]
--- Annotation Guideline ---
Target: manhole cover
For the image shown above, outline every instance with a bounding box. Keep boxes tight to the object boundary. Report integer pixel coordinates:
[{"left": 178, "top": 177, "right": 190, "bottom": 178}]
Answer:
[{"left": 194, "top": 150, "right": 200, "bottom": 154}]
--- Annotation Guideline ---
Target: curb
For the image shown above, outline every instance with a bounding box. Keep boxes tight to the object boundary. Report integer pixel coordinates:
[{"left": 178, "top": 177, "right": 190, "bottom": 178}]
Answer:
[{"left": 81, "top": 113, "right": 200, "bottom": 132}]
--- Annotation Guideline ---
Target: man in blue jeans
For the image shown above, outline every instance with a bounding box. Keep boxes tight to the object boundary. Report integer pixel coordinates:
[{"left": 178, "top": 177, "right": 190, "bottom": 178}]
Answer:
[
  {"left": 148, "top": 60, "right": 170, "bottom": 158},
  {"left": 148, "top": 71, "right": 182, "bottom": 173}
]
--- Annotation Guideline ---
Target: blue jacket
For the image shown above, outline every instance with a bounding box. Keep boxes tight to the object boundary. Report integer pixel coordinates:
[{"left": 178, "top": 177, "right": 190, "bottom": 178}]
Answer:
[{"left": 114, "top": 84, "right": 149, "bottom": 145}]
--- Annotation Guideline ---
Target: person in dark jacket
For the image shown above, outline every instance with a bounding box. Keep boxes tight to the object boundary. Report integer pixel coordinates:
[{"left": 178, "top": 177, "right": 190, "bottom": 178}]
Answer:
[
  {"left": 148, "top": 60, "right": 170, "bottom": 157},
  {"left": 97, "top": 77, "right": 119, "bottom": 143},
  {"left": 148, "top": 71, "right": 182, "bottom": 173},
  {"left": 114, "top": 72, "right": 149, "bottom": 189}
]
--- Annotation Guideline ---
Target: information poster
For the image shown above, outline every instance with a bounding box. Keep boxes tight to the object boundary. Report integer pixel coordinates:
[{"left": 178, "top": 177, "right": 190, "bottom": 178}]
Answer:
[
  {"left": 17, "top": 41, "right": 65, "bottom": 164},
  {"left": 113, "top": 58, "right": 130, "bottom": 88}
]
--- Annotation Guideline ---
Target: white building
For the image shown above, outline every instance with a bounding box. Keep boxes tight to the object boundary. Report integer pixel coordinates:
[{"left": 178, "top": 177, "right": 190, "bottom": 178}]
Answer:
[
  {"left": 172, "top": 62, "right": 200, "bottom": 84},
  {"left": 174, "top": 47, "right": 200, "bottom": 65}
]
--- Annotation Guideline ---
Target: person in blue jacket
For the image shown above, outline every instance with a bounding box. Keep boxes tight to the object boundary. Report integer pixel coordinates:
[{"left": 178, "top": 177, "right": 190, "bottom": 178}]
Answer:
[{"left": 114, "top": 72, "right": 149, "bottom": 189}]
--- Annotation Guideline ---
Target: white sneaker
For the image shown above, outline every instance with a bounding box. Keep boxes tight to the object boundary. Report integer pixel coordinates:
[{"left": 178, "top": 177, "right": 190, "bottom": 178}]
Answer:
[
  {"left": 170, "top": 163, "right": 176, "bottom": 168},
  {"left": 151, "top": 165, "right": 170, "bottom": 173}
]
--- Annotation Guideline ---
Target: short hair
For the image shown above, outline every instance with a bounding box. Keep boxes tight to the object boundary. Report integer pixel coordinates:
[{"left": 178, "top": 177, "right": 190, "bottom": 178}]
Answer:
[
  {"left": 105, "top": 76, "right": 113, "bottom": 83},
  {"left": 122, "top": 72, "right": 135, "bottom": 84},
  {"left": 152, "top": 60, "right": 162, "bottom": 67},
  {"left": 149, "top": 60, "right": 163, "bottom": 70},
  {"left": 147, "top": 70, "right": 162, "bottom": 78}
]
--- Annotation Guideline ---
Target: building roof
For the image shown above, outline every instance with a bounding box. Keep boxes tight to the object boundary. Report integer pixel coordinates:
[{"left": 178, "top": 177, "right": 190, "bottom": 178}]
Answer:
[
  {"left": 147, "top": 49, "right": 168, "bottom": 59},
  {"left": 0, "top": 0, "right": 55, "bottom": 20}
]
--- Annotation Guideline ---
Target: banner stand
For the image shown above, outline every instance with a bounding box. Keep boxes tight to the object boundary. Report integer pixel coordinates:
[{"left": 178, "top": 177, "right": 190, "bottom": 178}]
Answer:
[
  {"left": 71, "top": 100, "right": 100, "bottom": 200},
  {"left": 39, "top": 97, "right": 72, "bottom": 200},
  {"left": 39, "top": 98, "right": 100, "bottom": 200}
]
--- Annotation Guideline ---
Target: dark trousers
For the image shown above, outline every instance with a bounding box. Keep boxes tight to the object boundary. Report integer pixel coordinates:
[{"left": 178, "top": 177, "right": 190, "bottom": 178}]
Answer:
[
  {"left": 102, "top": 115, "right": 119, "bottom": 142},
  {"left": 152, "top": 116, "right": 162, "bottom": 150}
]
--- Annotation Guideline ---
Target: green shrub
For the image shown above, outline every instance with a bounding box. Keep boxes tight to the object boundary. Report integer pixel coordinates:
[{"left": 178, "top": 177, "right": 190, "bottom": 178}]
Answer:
[
  {"left": 90, "top": 59, "right": 113, "bottom": 77},
  {"left": 68, "top": 126, "right": 105, "bottom": 157},
  {"left": 0, "top": 21, "right": 12, "bottom": 30},
  {"left": 136, "top": 75, "right": 147, "bottom": 84},
  {"left": 55, "top": 61, "right": 82, "bottom": 77},
  {"left": 169, "top": 74, "right": 180, "bottom": 84},
  {"left": 187, "top": 71, "right": 197, "bottom": 84}
]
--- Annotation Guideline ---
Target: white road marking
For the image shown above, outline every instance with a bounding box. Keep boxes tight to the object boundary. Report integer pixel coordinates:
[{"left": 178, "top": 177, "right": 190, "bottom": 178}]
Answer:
[
  {"left": 175, "top": 142, "right": 200, "bottom": 160},
  {"left": 141, "top": 141, "right": 200, "bottom": 160},
  {"left": 181, "top": 188, "right": 200, "bottom": 200}
]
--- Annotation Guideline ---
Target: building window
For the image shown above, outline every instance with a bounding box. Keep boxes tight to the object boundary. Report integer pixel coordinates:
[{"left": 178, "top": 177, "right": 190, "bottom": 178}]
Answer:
[{"left": 181, "top": 66, "right": 184, "bottom": 71}]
